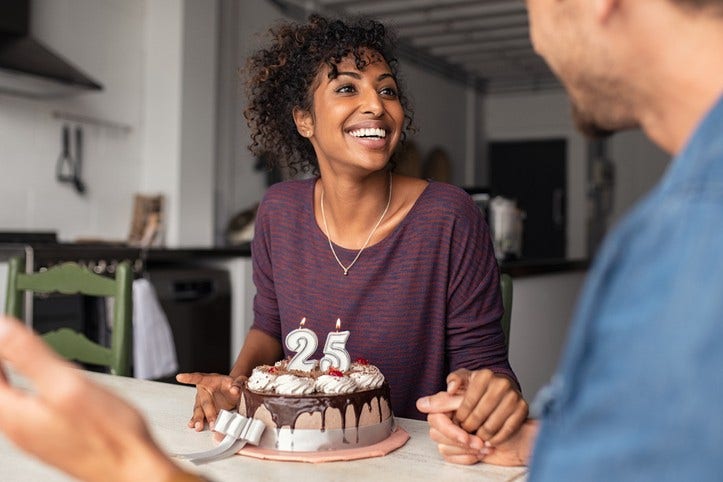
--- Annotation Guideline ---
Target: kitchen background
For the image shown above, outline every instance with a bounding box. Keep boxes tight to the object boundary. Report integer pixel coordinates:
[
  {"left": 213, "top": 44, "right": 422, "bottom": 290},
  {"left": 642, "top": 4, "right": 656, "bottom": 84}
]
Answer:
[{"left": 0, "top": 0, "right": 671, "bottom": 397}]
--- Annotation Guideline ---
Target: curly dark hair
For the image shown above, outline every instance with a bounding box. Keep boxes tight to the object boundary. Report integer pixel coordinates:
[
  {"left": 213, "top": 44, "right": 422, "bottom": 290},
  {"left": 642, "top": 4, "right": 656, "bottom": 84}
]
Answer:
[{"left": 243, "top": 14, "right": 414, "bottom": 176}]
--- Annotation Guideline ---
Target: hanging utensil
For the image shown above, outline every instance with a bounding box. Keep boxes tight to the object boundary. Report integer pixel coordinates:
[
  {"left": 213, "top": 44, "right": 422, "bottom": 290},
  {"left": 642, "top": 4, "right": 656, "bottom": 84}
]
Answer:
[
  {"left": 55, "top": 124, "right": 86, "bottom": 195},
  {"left": 55, "top": 124, "right": 73, "bottom": 182},
  {"left": 73, "top": 126, "right": 86, "bottom": 194}
]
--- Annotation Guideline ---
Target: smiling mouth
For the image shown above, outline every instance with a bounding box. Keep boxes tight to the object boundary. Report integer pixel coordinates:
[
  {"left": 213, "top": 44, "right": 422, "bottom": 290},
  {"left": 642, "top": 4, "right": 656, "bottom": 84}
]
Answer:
[{"left": 348, "top": 127, "right": 387, "bottom": 139}]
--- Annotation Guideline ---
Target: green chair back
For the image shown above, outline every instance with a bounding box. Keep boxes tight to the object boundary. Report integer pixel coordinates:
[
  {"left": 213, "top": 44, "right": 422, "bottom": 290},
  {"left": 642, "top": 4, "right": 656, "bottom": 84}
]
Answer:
[
  {"left": 5, "top": 257, "right": 133, "bottom": 376},
  {"left": 500, "top": 273, "right": 513, "bottom": 348}
]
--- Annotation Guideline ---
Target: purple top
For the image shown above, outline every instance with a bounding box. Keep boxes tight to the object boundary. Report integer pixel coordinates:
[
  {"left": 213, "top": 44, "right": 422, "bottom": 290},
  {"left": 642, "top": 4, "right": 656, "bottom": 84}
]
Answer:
[{"left": 251, "top": 178, "right": 518, "bottom": 419}]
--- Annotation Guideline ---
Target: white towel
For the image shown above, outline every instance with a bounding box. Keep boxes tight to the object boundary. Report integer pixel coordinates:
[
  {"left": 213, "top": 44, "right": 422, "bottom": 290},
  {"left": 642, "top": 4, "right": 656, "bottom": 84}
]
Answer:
[{"left": 132, "top": 278, "right": 178, "bottom": 379}]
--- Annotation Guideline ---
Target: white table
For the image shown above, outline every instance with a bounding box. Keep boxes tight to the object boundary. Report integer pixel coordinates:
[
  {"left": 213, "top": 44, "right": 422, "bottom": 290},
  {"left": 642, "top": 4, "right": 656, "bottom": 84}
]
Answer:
[{"left": 0, "top": 372, "right": 528, "bottom": 482}]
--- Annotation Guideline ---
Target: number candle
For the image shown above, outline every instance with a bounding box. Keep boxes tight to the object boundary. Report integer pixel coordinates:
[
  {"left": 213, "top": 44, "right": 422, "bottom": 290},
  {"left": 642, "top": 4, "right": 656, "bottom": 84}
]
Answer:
[
  {"left": 285, "top": 317, "right": 318, "bottom": 372},
  {"left": 319, "top": 318, "right": 351, "bottom": 372}
]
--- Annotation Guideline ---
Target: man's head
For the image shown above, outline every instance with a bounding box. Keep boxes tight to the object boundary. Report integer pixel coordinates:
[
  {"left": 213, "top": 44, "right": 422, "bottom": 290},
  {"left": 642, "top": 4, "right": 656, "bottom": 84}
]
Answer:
[
  {"left": 524, "top": 0, "right": 637, "bottom": 138},
  {"left": 525, "top": 0, "right": 722, "bottom": 139}
]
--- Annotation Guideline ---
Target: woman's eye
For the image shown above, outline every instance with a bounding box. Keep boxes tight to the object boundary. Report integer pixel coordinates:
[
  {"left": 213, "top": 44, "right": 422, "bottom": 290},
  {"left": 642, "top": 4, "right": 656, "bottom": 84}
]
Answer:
[
  {"left": 336, "top": 85, "right": 356, "bottom": 94},
  {"left": 380, "top": 87, "right": 398, "bottom": 98}
]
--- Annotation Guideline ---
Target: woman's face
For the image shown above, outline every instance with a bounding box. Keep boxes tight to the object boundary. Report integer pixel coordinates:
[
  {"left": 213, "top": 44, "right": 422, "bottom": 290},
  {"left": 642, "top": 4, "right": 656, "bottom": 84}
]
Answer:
[{"left": 294, "top": 50, "right": 405, "bottom": 176}]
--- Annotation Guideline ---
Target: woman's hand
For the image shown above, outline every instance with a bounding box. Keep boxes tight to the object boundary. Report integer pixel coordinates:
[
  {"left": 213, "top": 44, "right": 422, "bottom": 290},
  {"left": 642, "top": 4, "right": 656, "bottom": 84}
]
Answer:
[
  {"left": 175, "top": 372, "right": 245, "bottom": 431},
  {"left": 0, "top": 316, "right": 195, "bottom": 482},
  {"left": 175, "top": 328, "right": 283, "bottom": 431},
  {"left": 447, "top": 368, "right": 528, "bottom": 446}
]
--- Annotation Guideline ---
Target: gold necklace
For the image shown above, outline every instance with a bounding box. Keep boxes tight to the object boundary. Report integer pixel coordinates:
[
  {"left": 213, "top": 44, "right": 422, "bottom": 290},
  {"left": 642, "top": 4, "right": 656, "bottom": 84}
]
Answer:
[{"left": 320, "top": 173, "right": 392, "bottom": 276}]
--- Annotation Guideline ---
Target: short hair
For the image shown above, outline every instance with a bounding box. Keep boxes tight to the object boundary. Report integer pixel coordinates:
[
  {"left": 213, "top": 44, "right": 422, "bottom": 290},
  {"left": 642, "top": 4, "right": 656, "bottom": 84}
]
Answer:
[{"left": 243, "top": 14, "right": 414, "bottom": 176}]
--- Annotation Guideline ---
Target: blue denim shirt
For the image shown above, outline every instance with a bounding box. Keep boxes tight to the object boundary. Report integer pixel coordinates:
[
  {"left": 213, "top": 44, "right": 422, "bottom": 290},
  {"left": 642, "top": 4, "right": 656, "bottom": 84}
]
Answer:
[{"left": 529, "top": 95, "right": 723, "bottom": 481}]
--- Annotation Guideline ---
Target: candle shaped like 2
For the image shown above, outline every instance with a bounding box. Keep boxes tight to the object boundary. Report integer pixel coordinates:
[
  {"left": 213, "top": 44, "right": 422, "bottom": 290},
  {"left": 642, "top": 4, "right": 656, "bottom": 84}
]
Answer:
[
  {"left": 319, "top": 318, "right": 351, "bottom": 372},
  {"left": 285, "top": 318, "right": 318, "bottom": 372}
]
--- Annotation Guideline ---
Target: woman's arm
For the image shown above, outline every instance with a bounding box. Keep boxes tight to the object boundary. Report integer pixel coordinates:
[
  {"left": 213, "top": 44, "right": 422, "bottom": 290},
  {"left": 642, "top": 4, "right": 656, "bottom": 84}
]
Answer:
[{"left": 229, "top": 328, "right": 284, "bottom": 379}]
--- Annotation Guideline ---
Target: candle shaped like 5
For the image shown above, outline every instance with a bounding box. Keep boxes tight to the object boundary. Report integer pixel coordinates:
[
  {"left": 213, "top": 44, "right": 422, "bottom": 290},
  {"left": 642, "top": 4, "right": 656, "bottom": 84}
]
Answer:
[
  {"left": 319, "top": 318, "right": 351, "bottom": 372},
  {"left": 285, "top": 318, "right": 318, "bottom": 372}
]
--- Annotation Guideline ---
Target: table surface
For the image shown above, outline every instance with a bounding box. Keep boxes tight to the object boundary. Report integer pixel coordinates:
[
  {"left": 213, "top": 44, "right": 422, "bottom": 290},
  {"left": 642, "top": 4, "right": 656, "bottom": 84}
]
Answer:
[{"left": 0, "top": 372, "right": 528, "bottom": 482}]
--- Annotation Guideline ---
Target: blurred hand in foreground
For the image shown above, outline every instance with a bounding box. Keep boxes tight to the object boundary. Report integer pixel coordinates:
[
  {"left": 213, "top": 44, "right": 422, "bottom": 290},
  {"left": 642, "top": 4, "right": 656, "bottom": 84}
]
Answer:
[{"left": 0, "top": 315, "right": 199, "bottom": 482}]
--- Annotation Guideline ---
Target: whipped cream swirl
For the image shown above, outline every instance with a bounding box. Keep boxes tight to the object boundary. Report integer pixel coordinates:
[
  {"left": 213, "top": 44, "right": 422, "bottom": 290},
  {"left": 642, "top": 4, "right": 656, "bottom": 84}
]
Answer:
[
  {"left": 315, "top": 374, "right": 357, "bottom": 394},
  {"left": 273, "top": 374, "right": 316, "bottom": 395},
  {"left": 349, "top": 363, "right": 385, "bottom": 390},
  {"left": 246, "top": 366, "right": 278, "bottom": 392}
]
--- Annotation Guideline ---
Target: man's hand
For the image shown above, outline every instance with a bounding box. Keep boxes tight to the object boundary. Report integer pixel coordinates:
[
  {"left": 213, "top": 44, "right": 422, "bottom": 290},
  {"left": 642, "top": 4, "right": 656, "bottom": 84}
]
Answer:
[{"left": 0, "top": 316, "right": 195, "bottom": 482}]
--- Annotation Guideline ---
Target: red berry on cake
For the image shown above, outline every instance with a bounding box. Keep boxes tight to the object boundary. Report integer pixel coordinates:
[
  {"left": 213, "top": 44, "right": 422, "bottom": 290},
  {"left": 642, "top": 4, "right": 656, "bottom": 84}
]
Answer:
[
  {"left": 355, "top": 357, "right": 369, "bottom": 365},
  {"left": 328, "top": 367, "right": 344, "bottom": 377}
]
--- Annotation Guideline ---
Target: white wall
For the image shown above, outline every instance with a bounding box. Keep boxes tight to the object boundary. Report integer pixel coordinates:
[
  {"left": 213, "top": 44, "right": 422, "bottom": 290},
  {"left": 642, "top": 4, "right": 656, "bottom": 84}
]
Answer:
[
  {"left": 508, "top": 270, "right": 586, "bottom": 399},
  {"left": 0, "top": 0, "right": 218, "bottom": 247},
  {"left": 0, "top": 0, "right": 146, "bottom": 241},
  {"left": 400, "top": 61, "right": 472, "bottom": 187},
  {"left": 143, "top": 0, "right": 218, "bottom": 246},
  {"left": 214, "top": 0, "right": 283, "bottom": 242}
]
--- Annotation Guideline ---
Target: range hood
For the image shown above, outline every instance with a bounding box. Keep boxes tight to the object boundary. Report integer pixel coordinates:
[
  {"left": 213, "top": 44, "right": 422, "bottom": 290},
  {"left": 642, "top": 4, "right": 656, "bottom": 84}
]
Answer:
[{"left": 0, "top": 0, "right": 102, "bottom": 98}]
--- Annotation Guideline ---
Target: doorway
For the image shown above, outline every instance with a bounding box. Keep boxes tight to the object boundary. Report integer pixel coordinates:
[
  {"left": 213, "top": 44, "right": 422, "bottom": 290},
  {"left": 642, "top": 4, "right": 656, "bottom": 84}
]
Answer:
[{"left": 489, "top": 139, "right": 567, "bottom": 260}]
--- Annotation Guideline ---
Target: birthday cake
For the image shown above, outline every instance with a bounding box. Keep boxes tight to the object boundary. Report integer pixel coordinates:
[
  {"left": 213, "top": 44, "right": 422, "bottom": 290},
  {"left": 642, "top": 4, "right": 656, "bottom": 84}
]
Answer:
[{"left": 239, "top": 358, "right": 394, "bottom": 452}]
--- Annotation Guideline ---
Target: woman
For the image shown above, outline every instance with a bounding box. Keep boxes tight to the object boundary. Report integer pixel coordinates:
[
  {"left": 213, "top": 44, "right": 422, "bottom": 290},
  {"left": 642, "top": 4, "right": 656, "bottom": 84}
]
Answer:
[{"left": 178, "top": 15, "right": 527, "bottom": 444}]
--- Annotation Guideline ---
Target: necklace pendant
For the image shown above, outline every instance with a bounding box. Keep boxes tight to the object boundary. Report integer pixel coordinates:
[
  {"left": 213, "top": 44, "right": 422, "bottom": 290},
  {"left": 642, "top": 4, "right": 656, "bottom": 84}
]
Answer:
[{"left": 343, "top": 269, "right": 349, "bottom": 276}]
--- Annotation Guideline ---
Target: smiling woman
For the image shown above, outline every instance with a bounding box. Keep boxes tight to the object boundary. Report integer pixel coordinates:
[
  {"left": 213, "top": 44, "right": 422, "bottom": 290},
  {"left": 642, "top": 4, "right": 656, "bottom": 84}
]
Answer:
[
  {"left": 177, "top": 14, "right": 527, "bottom": 447},
  {"left": 243, "top": 15, "right": 413, "bottom": 177}
]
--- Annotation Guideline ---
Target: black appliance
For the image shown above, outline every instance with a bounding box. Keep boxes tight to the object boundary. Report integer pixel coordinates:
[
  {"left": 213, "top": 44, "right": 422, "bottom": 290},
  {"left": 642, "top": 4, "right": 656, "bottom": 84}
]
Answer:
[{"left": 146, "top": 267, "right": 232, "bottom": 378}]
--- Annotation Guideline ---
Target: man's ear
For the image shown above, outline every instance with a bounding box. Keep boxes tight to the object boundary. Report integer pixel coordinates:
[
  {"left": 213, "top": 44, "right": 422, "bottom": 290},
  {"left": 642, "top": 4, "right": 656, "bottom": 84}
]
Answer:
[{"left": 293, "top": 107, "right": 313, "bottom": 138}]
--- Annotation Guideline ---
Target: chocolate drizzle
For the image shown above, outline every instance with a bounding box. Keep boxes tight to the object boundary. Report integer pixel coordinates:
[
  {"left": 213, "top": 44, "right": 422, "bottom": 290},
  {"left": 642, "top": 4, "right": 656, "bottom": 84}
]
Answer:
[{"left": 241, "top": 382, "right": 391, "bottom": 436}]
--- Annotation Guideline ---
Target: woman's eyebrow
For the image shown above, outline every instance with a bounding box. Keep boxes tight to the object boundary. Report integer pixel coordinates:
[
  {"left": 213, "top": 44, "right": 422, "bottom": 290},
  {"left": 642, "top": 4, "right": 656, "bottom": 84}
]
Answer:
[{"left": 332, "top": 71, "right": 395, "bottom": 81}]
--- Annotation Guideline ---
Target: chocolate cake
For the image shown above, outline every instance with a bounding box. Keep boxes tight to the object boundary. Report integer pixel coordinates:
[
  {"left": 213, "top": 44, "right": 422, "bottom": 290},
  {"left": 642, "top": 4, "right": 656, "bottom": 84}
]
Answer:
[{"left": 238, "top": 359, "right": 394, "bottom": 452}]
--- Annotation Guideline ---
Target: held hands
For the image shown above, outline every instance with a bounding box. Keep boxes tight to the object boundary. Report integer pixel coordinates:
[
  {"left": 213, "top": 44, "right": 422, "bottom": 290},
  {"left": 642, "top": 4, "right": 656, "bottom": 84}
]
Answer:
[
  {"left": 416, "top": 368, "right": 529, "bottom": 465},
  {"left": 0, "top": 316, "right": 191, "bottom": 482},
  {"left": 175, "top": 372, "right": 245, "bottom": 431},
  {"left": 447, "top": 368, "right": 528, "bottom": 445}
]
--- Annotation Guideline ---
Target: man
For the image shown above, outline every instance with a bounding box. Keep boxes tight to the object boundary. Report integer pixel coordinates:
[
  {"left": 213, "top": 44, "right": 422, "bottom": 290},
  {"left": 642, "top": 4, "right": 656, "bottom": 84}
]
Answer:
[
  {"left": 1, "top": 1, "right": 722, "bottom": 481},
  {"left": 417, "top": 0, "right": 723, "bottom": 480}
]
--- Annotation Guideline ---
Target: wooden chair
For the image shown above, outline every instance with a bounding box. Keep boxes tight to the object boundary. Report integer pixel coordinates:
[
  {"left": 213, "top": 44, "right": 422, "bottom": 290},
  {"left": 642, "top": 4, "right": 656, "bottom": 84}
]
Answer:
[
  {"left": 500, "top": 273, "right": 513, "bottom": 348},
  {"left": 4, "top": 256, "right": 133, "bottom": 376}
]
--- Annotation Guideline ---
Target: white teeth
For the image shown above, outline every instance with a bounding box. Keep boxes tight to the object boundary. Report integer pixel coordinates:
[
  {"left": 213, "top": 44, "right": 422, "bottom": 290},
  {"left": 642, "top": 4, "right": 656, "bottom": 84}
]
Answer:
[{"left": 349, "top": 128, "right": 386, "bottom": 139}]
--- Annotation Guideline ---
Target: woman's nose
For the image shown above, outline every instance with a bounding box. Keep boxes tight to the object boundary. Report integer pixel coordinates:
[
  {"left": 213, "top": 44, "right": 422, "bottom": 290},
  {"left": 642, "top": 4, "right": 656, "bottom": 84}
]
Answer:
[{"left": 360, "top": 88, "right": 383, "bottom": 116}]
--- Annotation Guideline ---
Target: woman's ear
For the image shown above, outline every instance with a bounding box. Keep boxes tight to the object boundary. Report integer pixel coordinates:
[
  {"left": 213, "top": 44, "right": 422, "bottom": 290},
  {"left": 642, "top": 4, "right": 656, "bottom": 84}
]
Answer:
[{"left": 293, "top": 107, "right": 313, "bottom": 138}]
